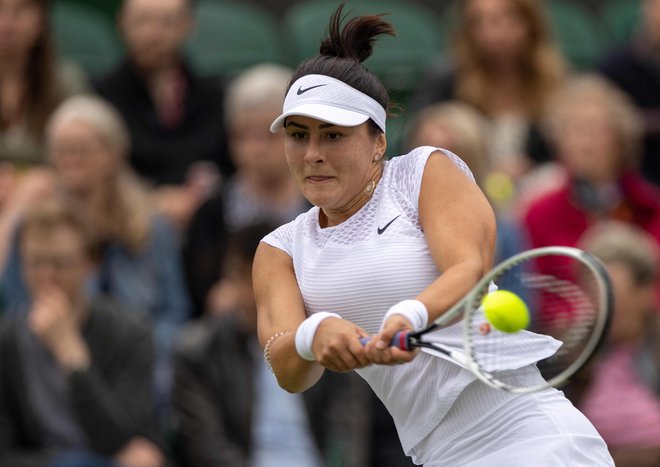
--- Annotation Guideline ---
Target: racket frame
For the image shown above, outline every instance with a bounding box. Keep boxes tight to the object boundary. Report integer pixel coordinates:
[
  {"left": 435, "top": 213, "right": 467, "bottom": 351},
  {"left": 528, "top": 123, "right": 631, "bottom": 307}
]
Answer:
[{"left": 404, "top": 246, "right": 613, "bottom": 393}]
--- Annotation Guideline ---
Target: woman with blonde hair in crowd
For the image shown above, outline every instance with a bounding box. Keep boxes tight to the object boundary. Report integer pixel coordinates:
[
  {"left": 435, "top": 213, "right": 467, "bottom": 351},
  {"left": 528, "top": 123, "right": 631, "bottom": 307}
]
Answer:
[
  {"left": 0, "top": 95, "right": 190, "bottom": 356},
  {"left": 404, "top": 102, "right": 489, "bottom": 184},
  {"left": 0, "top": 0, "right": 87, "bottom": 167},
  {"left": 522, "top": 75, "right": 660, "bottom": 263},
  {"left": 404, "top": 101, "right": 530, "bottom": 265},
  {"left": 184, "top": 63, "right": 309, "bottom": 318},
  {"left": 409, "top": 0, "right": 566, "bottom": 179}
]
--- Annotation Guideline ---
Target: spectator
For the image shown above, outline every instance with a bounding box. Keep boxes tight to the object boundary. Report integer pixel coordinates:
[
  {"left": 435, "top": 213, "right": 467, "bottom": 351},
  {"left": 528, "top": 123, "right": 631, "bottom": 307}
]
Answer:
[
  {"left": 94, "top": 0, "right": 230, "bottom": 229},
  {"left": 404, "top": 101, "right": 530, "bottom": 263},
  {"left": 599, "top": 0, "right": 660, "bottom": 186},
  {"left": 408, "top": 0, "right": 566, "bottom": 178},
  {"left": 183, "top": 63, "right": 309, "bottom": 317},
  {"left": 522, "top": 75, "right": 660, "bottom": 253},
  {"left": 0, "top": 0, "right": 87, "bottom": 167},
  {"left": 0, "top": 95, "right": 190, "bottom": 356},
  {"left": 0, "top": 199, "right": 166, "bottom": 467},
  {"left": 220, "top": 63, "right": 308, "bottom": 233},
  {"left": 173, "top": 224, "right": 369, "bottom": 467},
  {"left": 572, "top": 221, "right": 660, "bottom": 467}
]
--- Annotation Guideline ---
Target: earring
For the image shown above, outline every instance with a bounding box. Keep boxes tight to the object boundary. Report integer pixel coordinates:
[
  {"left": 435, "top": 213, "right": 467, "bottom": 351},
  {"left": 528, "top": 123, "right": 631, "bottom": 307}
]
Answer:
[
  {"left": 363, "top": 179, "right": 376, "bottom": 196},
  {"left": 373, "top": 154, "right": 381, "bottom": 162}
]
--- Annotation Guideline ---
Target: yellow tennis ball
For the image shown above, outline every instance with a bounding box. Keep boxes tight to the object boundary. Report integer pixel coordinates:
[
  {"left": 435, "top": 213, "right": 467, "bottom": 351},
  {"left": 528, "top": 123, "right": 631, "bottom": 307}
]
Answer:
[{"left": 482, "top": 290, "right": 529, "bottom": 333}]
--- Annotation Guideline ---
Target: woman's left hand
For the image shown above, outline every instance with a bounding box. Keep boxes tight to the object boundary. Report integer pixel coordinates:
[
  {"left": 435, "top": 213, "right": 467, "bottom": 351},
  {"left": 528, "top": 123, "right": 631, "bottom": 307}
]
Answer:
[{"left": 312, "top": 317, "right": 372, "bottom": 372}]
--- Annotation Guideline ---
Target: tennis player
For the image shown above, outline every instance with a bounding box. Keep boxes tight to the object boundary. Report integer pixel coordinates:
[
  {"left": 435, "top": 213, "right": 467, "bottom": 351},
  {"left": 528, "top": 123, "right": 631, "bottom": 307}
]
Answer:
[{"left": 254, "top": 5, "right": 614, "bottom": 466}]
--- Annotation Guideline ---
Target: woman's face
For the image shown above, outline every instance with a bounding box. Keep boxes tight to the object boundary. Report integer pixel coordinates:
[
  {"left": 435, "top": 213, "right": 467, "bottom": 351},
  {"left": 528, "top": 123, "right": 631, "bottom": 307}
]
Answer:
[
  {"left": 284, "top": 116, "right": 385, "bottom": 213},
  {"left": 230, "top": 105, "right": 289, "bottom": 181},
  {"left": 48, "top": 119, "right": 119, "bottom": 194},
  {"left": 465, "top": 0, "right": 530, "bottom": 63},
  {"left": 0, "top": 0, "right": 43, "bottom": 58},
  {"left": 555, "top": 101, "right": 622, "bottom": 183},
  {"left": 120, "top": 0, "right": 191, "bottom": 71}
]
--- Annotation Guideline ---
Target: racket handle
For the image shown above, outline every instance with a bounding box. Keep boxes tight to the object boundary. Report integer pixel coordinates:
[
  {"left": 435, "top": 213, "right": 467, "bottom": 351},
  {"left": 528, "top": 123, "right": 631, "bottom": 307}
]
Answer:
[{"left": 359, "top": 331, "right": 413, "bottom": 351}]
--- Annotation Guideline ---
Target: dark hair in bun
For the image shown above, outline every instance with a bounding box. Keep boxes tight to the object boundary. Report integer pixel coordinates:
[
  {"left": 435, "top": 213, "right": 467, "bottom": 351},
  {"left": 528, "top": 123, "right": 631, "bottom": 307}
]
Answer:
[{"left": 287, "top": 3, "right": 396, "bottom": 131}]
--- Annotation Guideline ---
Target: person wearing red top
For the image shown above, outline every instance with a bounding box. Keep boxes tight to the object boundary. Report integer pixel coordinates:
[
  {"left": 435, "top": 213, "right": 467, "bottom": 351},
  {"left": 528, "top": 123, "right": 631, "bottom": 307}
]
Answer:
[{"left": 522, "top": 75, "right": 660, "bottom": 252}]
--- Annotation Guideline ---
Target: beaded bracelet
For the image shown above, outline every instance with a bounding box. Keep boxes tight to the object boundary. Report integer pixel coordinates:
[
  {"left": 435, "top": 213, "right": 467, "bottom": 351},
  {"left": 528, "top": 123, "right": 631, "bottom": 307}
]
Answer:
[{"left": 263, "top": 331, "right": 291, "bottom": 373}]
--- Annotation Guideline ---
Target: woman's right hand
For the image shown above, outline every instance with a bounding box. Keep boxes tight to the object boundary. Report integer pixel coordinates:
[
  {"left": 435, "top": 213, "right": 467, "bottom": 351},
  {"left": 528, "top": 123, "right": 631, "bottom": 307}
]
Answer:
[
  {"left": 311, "top": 317, "right": 372, "bottom": 372},
  {"left": 363, "top": 313, "right": 419, "bottom": 366}
]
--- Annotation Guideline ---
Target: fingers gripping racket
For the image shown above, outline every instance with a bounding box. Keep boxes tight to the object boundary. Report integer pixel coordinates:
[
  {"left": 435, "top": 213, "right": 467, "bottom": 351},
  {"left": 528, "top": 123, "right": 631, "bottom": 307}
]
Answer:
[{"left": 363, "top": 246, "right": 613, "bottom": 393}]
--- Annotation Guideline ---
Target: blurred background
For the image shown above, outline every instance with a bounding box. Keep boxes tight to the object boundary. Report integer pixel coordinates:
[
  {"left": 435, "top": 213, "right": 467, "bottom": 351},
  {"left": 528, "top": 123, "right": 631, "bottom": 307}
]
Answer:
[
  {"left": 0, "top": 1, "right": 658, "bottom": 466},
  {"left": 50, "top": 0, "right": 644, "bottom": 153}
]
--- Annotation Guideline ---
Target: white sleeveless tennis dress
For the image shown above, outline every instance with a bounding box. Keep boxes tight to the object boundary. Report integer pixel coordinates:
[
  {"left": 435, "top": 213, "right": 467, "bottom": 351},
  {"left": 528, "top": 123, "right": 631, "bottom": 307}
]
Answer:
[{"left": 263, "top": 147, "right": 613, "bottom": 466}]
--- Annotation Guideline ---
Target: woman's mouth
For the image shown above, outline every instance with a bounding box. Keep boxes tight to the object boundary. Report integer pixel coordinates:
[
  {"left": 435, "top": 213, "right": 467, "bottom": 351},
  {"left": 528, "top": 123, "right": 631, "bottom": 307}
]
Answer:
[{"left": 307, "top": 176, "right": 333, "bottom": 183}]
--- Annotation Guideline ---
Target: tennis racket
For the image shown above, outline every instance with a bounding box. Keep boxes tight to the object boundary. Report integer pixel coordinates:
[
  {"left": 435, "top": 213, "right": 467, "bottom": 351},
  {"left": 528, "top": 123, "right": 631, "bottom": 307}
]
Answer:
[{"left": 362, "top": 246, "right": 613, "bottom": 393}]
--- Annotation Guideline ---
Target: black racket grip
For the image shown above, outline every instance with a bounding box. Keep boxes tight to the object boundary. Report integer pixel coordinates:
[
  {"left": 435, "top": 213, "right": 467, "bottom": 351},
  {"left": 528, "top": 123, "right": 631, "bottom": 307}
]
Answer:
[{"left": 359, "top": 331, "right": 413, "bottom": 350}]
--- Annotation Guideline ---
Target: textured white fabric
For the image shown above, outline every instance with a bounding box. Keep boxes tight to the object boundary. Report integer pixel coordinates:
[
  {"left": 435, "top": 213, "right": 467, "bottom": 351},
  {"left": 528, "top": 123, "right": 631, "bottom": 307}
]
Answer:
[
  {"left": 411, "top": 380, "right": 614, "bottom": 466},
  {"left": 269, "top": 74, "right": 387, "bottom": 133},
  {"left": 262, "top": 147, "right": 481, "bottom": 451},
  {"left": 260, "top": 147, "right": 558, "bottom": 453},
  {"left": 294, "top": 311, "right": 342, "bottom": 361}
]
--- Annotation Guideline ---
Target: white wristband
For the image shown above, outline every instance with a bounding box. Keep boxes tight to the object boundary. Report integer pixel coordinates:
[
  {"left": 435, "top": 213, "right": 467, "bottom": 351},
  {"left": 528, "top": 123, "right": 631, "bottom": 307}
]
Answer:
[
  {"left": 382, "top": 300, "right": 429, "bottom": 332},
  {"left": 295, "top": 312, "right": 342, "bottom": 361}
]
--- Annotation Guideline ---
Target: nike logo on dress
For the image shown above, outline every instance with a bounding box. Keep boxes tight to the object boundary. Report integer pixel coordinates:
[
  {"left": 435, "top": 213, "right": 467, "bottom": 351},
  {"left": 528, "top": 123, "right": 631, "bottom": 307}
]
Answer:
[
  {"left": 377, "top": 215, "right": 401, "bottom": 235},
  {"left": 297, "top": 84, "right": 326, "bottom": 95}
]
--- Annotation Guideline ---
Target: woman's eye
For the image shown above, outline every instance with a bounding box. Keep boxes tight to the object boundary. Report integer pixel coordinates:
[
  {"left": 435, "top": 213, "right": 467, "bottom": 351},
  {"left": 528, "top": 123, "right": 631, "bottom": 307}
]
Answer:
[
  {"left": 288, "top": 131, "right": 307, "bottom": 140},
  {"left": 326, "top": 132, "right": 341, "bottom": 140}
]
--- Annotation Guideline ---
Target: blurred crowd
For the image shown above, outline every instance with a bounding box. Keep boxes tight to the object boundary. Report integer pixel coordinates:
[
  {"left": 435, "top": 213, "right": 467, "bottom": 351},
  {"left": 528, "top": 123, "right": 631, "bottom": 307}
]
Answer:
[{"left": 0, "top": 0, "right": 658, "bottom": 466}]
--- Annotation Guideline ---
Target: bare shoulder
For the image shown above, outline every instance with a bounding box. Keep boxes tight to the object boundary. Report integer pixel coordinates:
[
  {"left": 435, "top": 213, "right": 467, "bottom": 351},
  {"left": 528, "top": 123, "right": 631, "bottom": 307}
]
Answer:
[
  {"left": 253, "top": 241, "right": 294, "bottom": 285},
  {"left": 424, "top": 149, "right": 475, "bottom": 182},
  {"left": 420, "top": 150, "right": 485, "bottom": 208},
  {"left": 419, "top": 150, "right": 496, "bottom": 270}
]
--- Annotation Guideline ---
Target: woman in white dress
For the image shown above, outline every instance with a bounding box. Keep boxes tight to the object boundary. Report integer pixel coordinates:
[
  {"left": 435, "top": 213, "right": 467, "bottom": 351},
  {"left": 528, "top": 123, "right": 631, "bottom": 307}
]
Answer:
[{"left": 253, "top": 5, "right": 613, "bottom": 466}]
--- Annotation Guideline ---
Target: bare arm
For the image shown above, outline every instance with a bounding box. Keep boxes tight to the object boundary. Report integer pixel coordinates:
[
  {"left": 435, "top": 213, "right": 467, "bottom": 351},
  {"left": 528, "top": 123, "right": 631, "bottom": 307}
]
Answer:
[
  {"left": 254, "top": 242, "right": 373, "bottom": 391},
  {"left": 417, "top": 151, "right": 496, "bottom": 319},
  {"left": 253, "top": 243, "right": 324, "bottom": 393},
  {"left": 374, "top": 151, "right": 496, "bottom": 348}
]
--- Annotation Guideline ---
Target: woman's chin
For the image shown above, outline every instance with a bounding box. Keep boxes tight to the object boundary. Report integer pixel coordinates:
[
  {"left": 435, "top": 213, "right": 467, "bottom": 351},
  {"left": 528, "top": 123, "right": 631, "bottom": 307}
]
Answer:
[{"left": 303, "top": 185, "right": 336, "bottom": 207}]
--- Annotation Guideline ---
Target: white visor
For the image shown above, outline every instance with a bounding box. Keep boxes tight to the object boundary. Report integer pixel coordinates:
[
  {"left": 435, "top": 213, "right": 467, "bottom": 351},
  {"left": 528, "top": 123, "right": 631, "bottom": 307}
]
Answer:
[{"left": 270, "top": 74, "right": 387, "bottom": 134}]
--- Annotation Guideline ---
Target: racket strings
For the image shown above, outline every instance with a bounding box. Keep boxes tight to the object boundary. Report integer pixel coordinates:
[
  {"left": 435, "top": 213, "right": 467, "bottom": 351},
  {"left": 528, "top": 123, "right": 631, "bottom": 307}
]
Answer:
[{"left": 465, "top": 254, "right": 605, "bottom": 391}]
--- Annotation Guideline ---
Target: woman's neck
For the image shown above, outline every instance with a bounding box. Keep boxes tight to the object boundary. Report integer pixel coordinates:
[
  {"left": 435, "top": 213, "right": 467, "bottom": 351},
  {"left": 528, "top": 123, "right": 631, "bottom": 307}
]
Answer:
[
  {"left": 320, "top": 163, "right": 383, "bottom": 228},
  {"left": 145, "top": 65, "right": 185, "bottom": 127},
  {"left": 486, "top": 66, "right": 527, "bottom": 115},
  {"left": 486, "top": 53, "right": 521, "bottom": 77}
]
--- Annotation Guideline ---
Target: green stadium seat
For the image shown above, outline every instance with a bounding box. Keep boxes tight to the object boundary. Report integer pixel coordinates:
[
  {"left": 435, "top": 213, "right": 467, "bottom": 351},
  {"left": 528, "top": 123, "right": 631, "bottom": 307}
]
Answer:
[
  {"left": 601, "top": 0, "right": 642, "bottom": 46},
  {"left": 282, "top": 0, "right": 444, "bottom": 99},
  {"left": 385, "top": 113, "right": 409, "bottom": 158},
  {"left": 54, "top": 0, "right": 122, "bottom": 23},
  {"left": 545, "top": 1, "right": 604, "bottom": 71},
  {"left": 186, "top": 1, "right": 285, "bottom": 78},
  {"left": 51, "top": 1, "right": 122, "bottom": 77}
]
